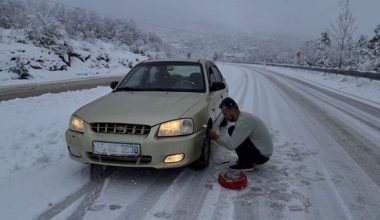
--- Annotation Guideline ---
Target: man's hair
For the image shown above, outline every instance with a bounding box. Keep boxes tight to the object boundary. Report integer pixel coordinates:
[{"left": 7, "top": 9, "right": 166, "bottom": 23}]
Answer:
[{"left": 219, "top": 97, "right": 239, "bottom": 109}]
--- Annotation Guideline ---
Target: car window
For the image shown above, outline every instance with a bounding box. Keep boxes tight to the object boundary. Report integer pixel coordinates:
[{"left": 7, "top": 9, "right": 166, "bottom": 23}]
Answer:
[
  {"left": 117, "top": 63, "right": 205, "bottom": 92},
  {"left": 208, "top": 67, "right": 217, "bottom": 84},
  {"left": 211, "top": 66, "right": 224, "bottom": 82}
]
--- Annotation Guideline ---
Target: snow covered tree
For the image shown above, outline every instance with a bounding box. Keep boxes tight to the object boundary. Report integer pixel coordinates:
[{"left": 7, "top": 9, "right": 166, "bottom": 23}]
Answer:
[
  {"left": 300, "top": 31, "right": 333, "bottom": 67},
  {"left": 368, "top": 24, "right": 380, "bottom": 71},
  {"left": 0, "top": 0, "right": 169, "bottom": 62},
  {"left": 8, "top": 56, "right": 31, "bottom": 79},
  {"left": 0, "top": 0, "right": 28, "bottom": 29},
  {"left": 353, "top": 35, "right": 371, "bottom": 70},
  {"left": 330, "top": 0, "right": 357, "bottom": 69},
  {"left": 316, "top": 31, "right": 333, "bottom": 67},
  {"left": 24, "top": 0, "right": 73, "bottom": 65},
  {"left": 300, "top": 40, "right": 319, "bottom": 66},
  {"left": 369, "top": 25, "right": 380, "bottom": 57},
  {"left": 321, "top": 32, "right": 331, "bottom": 47}
]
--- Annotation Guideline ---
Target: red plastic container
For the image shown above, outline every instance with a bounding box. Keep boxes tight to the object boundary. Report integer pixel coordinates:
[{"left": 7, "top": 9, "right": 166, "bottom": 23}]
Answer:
[{"left": 218, "top": 171, "right": 248, "bottom": 190}]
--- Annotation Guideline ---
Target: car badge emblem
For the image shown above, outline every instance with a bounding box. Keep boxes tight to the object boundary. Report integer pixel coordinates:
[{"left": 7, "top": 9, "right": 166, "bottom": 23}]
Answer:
[{"left": 116, "top": 126, "right": 124, "bottom": 132}]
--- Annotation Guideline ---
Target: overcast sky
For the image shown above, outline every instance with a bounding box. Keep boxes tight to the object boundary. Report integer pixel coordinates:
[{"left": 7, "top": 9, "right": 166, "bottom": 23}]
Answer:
[{"left": 60, "top": 0, "right": 380, "bottom": 37}]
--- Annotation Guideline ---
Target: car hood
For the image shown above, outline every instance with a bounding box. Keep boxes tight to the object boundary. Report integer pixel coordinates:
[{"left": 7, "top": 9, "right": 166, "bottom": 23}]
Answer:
[{"left": 75, "top": 91, "right": 205, "bottom": 126}]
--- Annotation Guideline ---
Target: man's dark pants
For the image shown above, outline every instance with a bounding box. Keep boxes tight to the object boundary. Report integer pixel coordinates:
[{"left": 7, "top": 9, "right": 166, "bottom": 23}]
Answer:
[{"left": 228, "top": 126, "right": 269, "bottom": 165}]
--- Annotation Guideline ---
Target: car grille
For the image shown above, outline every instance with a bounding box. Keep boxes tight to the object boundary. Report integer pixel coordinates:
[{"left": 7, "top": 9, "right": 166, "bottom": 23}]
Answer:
[
  {"left": 87, "top": 153, "right": 152, "bottom": 164},
  {"left": 91, "top": 123, "right": 151, "bottom": 135}
]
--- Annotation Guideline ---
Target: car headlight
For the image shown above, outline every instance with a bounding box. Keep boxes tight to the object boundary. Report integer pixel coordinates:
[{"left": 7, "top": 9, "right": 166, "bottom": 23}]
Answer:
[
  {"left": 158, "top": 119, "right": 193, "bottom": 137},
  {"left": 69, "top": 115, "right": 85, "bottom": 133}
]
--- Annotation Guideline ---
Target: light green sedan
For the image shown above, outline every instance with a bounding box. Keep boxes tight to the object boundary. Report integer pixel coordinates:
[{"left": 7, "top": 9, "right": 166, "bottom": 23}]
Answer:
[{"left": 65, "top": 59, "right": 228, "bottom": 178}]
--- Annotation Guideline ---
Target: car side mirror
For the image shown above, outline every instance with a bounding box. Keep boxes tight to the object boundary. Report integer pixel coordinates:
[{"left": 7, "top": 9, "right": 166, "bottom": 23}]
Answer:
[
  {"left": 210, "top": 82, "right": 226, "bottom": 92},
  {"left": 110, "top": 81, "right": 119, "bottom": 89}
]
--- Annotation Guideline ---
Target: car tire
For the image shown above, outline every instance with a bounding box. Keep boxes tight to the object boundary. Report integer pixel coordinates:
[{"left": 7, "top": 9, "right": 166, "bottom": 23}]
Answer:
[
  {"left": 90, "top": 164, "right": 107, "bottom": 180},
  {"left": 191, "top": 133, "right": 211, "bottom": 169}
]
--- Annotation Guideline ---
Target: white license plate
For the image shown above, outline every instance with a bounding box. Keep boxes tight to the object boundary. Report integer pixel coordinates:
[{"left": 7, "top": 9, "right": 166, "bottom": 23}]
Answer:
[{"left": 93, "top": 142, "right": 140, "bottom": 156}]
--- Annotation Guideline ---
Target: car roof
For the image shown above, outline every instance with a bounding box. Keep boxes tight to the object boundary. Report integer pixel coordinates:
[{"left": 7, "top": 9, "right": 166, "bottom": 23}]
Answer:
[{"left": 140, "top": 58, "right": 214, "bottom": 65}]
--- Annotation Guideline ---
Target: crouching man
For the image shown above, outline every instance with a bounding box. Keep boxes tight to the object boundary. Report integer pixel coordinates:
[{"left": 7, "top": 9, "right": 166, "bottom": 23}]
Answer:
[{"left": 208, "top": 97, "right": 273, "bottom": 171}]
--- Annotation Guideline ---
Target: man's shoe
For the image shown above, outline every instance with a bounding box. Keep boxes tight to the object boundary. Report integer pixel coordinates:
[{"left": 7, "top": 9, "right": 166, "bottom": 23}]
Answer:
[{"left": 228, "top": 163, "right": 254, "bottom": 172}]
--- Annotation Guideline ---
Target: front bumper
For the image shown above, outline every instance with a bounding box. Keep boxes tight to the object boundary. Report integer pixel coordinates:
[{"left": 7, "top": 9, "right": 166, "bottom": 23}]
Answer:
[{"left": 65, "top": 125, "right": 205, "bottom": 169}]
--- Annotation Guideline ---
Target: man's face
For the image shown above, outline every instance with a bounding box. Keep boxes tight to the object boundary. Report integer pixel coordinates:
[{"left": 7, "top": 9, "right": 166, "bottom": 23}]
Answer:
[{"left": 221, "top": 106, "right": 235, "bottom": 122}]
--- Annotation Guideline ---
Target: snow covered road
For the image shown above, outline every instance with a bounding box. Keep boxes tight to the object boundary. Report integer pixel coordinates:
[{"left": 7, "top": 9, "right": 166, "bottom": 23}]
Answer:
[{"left": 1, "top": 63, "right": 380, "bottom": 219}]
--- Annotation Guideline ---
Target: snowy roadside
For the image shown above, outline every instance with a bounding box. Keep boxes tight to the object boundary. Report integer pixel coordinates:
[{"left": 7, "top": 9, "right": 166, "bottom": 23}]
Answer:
[
  {"left": 0, "top": 86, "right": 113, "bottom": 219},
  {"left": 0, "top": 28, "right": 146, "bottom": 87},
  {"left": 0, "top": 87, "right": 112, "bottom": 181}
]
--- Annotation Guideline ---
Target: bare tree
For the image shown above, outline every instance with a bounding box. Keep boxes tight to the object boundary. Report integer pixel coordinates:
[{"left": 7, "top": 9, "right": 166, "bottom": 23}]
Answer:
[{"left": 330, "top": 0, "right": 357, "bottom": 69}]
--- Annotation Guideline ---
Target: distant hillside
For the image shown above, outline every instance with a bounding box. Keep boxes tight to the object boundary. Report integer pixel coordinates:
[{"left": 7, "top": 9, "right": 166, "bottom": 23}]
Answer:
[
  {"left": 156, "top": 28, "right": 304, "bottom": 64},
  {"left": 153, "top": 19, "right": 380, "bottom": 73},
  {"left": 0, "top": 0, "right": 169, "bottom": 81}
]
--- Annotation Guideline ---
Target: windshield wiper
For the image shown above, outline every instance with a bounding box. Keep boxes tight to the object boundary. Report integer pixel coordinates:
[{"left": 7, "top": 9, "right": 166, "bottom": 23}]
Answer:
[
  {"left": 114, "top": 87, "right": 186, "bottom": 92},
  {"left": 150, "top": 88, "right": 177, "bottom": 91},
  {"left": 113, "top": 87, "right": 142, "bottom": 91}
]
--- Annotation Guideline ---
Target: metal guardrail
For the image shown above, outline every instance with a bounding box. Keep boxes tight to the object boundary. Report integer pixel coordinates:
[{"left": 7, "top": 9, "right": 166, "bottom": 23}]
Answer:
[
  {"left": 237, "top": 62, "right": 380, "bottom": 81},
  {"left": 0, "top": 75, "right": 124, "bottom": 101}
]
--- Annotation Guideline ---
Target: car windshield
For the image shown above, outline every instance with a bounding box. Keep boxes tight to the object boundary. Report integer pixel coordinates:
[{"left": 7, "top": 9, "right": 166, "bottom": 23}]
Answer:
[{"left": 116, "top": 63, "right": 205, "bottom": 92}]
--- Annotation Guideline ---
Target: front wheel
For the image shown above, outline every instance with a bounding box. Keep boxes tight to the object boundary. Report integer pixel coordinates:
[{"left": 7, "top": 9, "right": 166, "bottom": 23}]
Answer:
[
  {"left": 192, "top": 134, "right": 211, "bottom": 169},
  {"left": 90, "top": 164, "right": 107, "bottom": 180}
]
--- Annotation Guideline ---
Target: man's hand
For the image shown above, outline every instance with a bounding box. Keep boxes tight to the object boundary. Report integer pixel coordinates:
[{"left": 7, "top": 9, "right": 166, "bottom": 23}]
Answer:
[{"left": 208, "top": 129, "right": 218, "bottom": 140}]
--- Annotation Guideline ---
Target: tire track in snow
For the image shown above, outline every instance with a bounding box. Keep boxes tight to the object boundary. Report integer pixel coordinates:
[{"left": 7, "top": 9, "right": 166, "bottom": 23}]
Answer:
[
  {"left": 230, "top": 70, "right": 245, "bottom": 99},
  {"left": 248, "top": 68, "right": 355, "bottom": 219},
  {"left": 143, "top": 153, "right": 236, "bottom": 220},
  {"left": 251, "top": 67, "right": 272, "bottom": 117},
  {"left": 240, "top": 68, "right": 257, "bottom": 111},
  {"left": 226, "top": 66, "right": 249, "bottom": 107},
  {"left": 237, "top": 70, "right": 249, "bottom": 108},
  {"left": 234, "top": 70, "right": 313, "bottom": 219},
  {"left": 115, "top": 169, "right": 181, "bottom": 220},
  {"left": 223, "top": 64, "right": 379, "bottom": 219},
  {"left": 254, "top": 68, "right": 380, "bottom": 187},
  {"left": 256, "top": 69, "right": 380, "bottom": 219},
  {"left": 255, "top": 71, "right": 354, "bottom": 219},
  {"left": 36, "top": 167, "right": 115, "bottom": 220},
  {"left": 252, "top": 68, "right": 263, "bottom": 115},
  {"left": 169, "top": 169, "right": 215, "bottom": 220},
  {"left": 35, "top": 181, "right": 104, "bottom": 220},
  {"left": 261, "top": 68, "right": 380, "bottom": 128},
  {"left": 252, "top": 67, "right": 380, "bottom": 133},
  {"left": 220, "top": 64, "right": 361, "bottom": 219},
  {"left": 264, "top": 67, "right": 380, "bottom": 108},
  {"left": 145, "top": 168, "right": 198, "bottom": 219},
  {"left": 210, "top": 189, "right": 234, "bottom": 220},
  {"left": 66, "top": 179, "right": 108, "bottom": 220},
  {"left": 232, "top": 201, "right": 253, "bottom": 220},
  {"left": 291, "top": 81, "right": 380, "bottom": 132}
]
